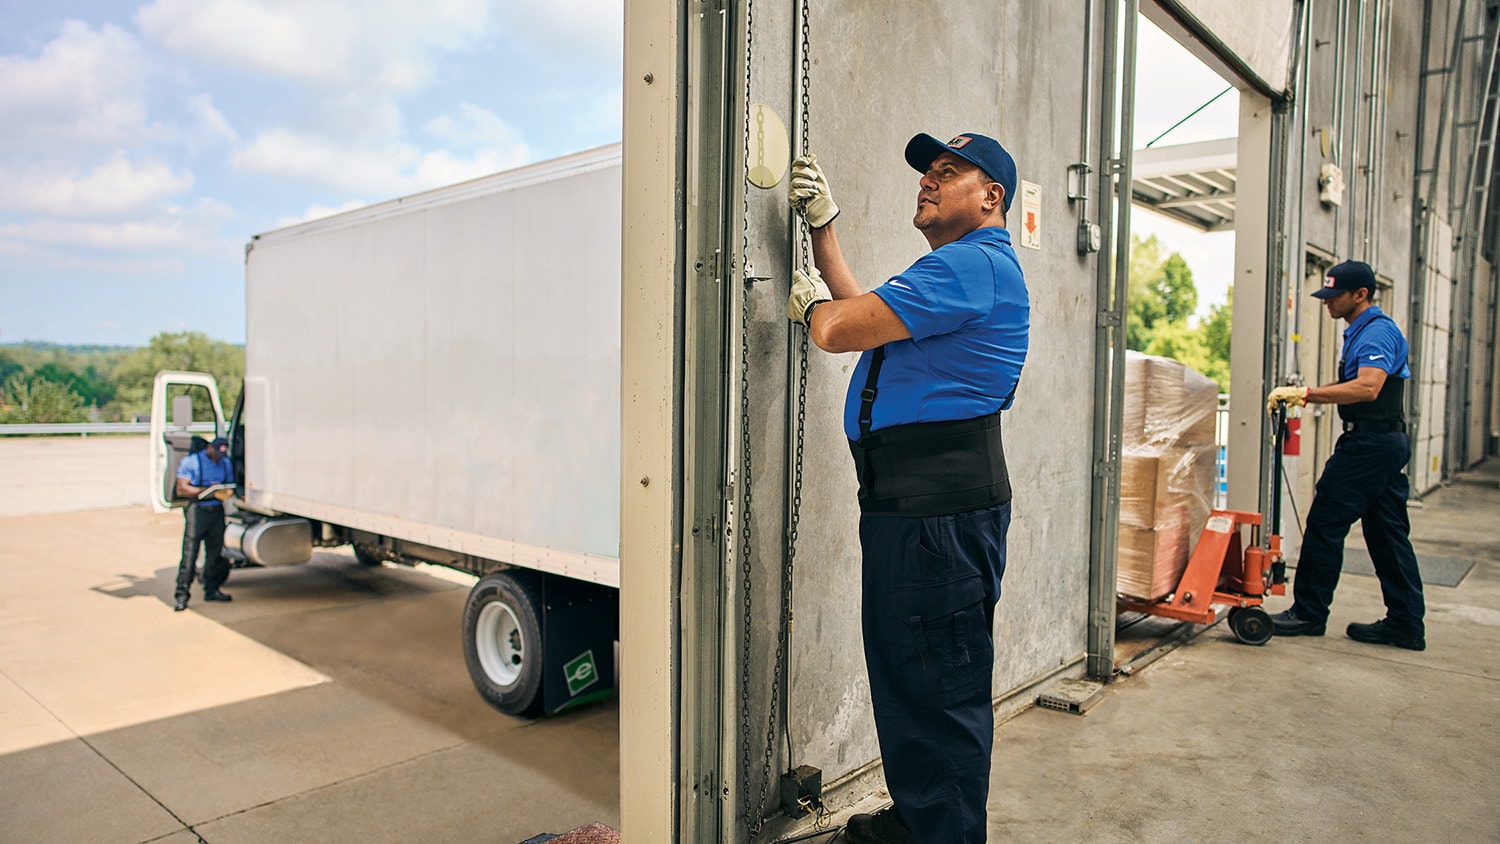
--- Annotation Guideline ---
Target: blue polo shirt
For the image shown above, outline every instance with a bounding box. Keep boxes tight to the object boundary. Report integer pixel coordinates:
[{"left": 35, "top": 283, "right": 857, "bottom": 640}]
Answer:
[
  {"left": 1341, "top": 305, "right": 1410, "bottom": 381},
  {"left": 177, "top": 450, "right": 234, "bottom": 507},
  {"left": 844, "top": 226, "right": 1030, "bottom": 440}
]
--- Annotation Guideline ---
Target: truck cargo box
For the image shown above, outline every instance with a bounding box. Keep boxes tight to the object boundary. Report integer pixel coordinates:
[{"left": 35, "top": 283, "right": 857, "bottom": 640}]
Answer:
[{"left": 242, "top": 144, "right": 622, "bottom": 587}]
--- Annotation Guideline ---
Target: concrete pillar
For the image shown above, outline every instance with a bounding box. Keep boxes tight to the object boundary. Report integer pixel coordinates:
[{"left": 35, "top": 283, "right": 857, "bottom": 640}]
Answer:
[{"left": 1227, "top": 92, "right": 1274, "bottom": 512}]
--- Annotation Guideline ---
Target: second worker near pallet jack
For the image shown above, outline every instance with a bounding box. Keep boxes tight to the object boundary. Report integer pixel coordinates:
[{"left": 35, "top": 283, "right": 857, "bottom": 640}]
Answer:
[
  {"left": 1267, "top": 259, "right": 1426, "bottom": 651},
  {"left": 786, "top": 132, "right": 1029, "bottom": 844}
]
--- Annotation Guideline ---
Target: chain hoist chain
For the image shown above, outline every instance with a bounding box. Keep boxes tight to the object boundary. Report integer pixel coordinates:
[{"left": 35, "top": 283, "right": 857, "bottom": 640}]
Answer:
[
  {"left": 742, "top": 0, "right": 816, "bottom": 834},
  {"left": 736, "top": 0, "right": 770, "bottom": 836},
  {"left": 758, "top": 0, "right": 815, "bottom": 829}
]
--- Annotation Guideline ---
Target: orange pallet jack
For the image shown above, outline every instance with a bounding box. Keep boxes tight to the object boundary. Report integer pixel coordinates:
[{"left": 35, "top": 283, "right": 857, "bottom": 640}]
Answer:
[{"left": 1118, "top": 406, "right": 1291, "bottom": 645}]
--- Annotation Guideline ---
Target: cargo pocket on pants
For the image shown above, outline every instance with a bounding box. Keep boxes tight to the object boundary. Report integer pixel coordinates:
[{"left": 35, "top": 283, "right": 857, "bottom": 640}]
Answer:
[{"left": 892, "top": 576, "right": 989, "bottom": 708}]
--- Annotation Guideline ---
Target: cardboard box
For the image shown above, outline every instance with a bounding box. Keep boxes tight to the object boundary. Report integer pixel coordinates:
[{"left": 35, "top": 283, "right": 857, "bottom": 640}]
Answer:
[{"left": 1117, "top": 522, "right": 1193, "bottom": 601}]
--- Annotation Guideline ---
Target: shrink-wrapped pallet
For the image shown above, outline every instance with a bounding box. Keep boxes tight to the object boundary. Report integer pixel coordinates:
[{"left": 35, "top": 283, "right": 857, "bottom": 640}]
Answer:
[
  {"left": 1123, "top": 352, "right": 1219, "bottom": 449},
  {"left": 1116, "top": 353, "right": 1220, "bottom": 601}
]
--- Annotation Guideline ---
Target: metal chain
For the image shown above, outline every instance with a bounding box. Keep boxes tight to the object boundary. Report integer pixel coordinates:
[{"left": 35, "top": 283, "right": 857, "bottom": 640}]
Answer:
[
  {"left": 758, "top": 0, "right": 815, "bottom": 828},
  {"left": 744, "top": 0, "right": 816, "bottom": 834},
  {"left": 736, "top": 0, "right": 767, "bottom": 836},
  {"left": 783, "top": 0, "right": 813, "bottom": 758}
]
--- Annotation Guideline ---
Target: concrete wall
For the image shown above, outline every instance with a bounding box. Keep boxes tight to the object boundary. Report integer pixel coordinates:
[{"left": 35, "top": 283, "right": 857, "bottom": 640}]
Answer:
[
  {"left": 1280, "top": 0, "right": 1470, "bottom": 504},
  {"left": 1414, "top": 215, "right": 1454, "bottom": 493},
  {"left": 1468, "top": 255, "right": 1495, "bottom": 465},
  {"left": 732, "top": 0, "right": 1101, "bottom": 813}
]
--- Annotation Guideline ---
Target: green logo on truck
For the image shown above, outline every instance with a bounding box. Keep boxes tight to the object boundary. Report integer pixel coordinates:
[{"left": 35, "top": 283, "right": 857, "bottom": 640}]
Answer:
[{"left": 563, "top": 650, "right": 599, "bottom": 696}]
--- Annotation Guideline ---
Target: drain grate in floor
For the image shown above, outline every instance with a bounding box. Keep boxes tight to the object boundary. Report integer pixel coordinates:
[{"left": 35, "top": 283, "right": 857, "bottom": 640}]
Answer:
[{"left": 1036, "top": 678, "right": 1105, "bottom": 715}]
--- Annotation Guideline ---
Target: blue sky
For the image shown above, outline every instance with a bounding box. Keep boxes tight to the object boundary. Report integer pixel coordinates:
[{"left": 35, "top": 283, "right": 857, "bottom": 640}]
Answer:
[
  {"left": 0, "top": 5, "right": 1231, "bottom": 346},
  {"left": 0, "top": 0, "right": 622, "bottom": 345}
]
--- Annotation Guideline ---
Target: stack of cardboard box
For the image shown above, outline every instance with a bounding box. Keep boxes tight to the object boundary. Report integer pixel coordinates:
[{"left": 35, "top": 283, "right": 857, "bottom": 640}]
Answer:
[{"left": 1117, "top": 353, "right": 1220, "bottom": 601}]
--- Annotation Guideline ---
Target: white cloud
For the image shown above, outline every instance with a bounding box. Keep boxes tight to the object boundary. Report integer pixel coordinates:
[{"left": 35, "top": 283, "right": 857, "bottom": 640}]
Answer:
[
  {"left": 0, "top": 21, "right": 150, "bottom": 149},
  {"left": 501, "top": 1, "right": 622, "bottom": 72},
  {"left": 0, "top": 152, "right": 193, "bottom": 217},
  {"left": 188, "top": 94, "right": 239, "bottom": 145},
  {"left": 233, "top": 126, "right": 529, "bottom": 196},
  {"left": 423, "top": 103, "right": 524, "bottom": 147},
  {"left": 136, "top": 0, "right": 493, "bottom": 93},
  {"left": 275, "top": 199, "right": 367, "bottom": 229},
  {"left": 0, "top": 199, "right": 235, "bottom": 254}
]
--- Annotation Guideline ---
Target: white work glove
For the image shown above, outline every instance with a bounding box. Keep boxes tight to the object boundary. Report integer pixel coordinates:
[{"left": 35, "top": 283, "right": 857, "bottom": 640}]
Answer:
[
  {"left": 789, "top": 154, "right": 840, "bottom": 229},
  {"left": 1266, "top": 386, "right": 1308, "bottom": 414},
  {"left": 787, "top": 267, "right": 832, "bottom": 326}
]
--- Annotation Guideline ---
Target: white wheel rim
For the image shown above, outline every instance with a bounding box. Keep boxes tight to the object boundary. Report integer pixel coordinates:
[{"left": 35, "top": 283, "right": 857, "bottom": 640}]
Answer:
[{"left": 476, "top": 601, "right": 524, "bottom": 687}]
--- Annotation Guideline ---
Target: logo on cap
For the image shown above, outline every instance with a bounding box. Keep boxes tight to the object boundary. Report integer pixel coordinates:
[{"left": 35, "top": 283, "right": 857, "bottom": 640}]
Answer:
[
  {"left": 1323, "top": 275, "right": 1336, "bottom": 288},
  {"left": 947, "top": 135, "right": 972, "bottom": 149}
]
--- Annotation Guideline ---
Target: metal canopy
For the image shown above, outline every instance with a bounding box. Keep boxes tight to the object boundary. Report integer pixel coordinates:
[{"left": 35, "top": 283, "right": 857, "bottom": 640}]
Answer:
[{"left": 1132, "top": 137, "right": 1238, "bottom": 232}]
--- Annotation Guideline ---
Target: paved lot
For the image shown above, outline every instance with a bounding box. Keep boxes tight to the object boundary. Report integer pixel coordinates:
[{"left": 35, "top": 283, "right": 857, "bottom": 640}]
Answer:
[
  {"left": 0, "top": 438, "right": 618, "bottom": 844},
  {"left": 0, "top": 435, "right": 152, "bottom": 515}
]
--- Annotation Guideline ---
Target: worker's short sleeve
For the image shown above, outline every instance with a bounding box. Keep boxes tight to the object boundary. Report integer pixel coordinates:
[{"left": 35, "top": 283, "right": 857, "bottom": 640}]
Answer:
[
  {"left": 1351, "top": 325, "right": 1406, "bottom": 377},
  {"left": 176, "top": 453, "right": 200, "bottom": 484},
  {"left": 871, "top": 246, "right": 993, "bottom": 341}
]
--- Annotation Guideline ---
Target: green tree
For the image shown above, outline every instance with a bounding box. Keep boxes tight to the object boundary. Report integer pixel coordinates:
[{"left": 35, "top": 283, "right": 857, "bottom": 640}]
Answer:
[
  {"left": 1127, "top": 235, "right": 1199, "bottom": 349},
  {"left": 0, "top": 375, "right": 89, "bottom": 424},
  {"left": 0, "top": 350, "right": 23, "bottom": 386},
  {"left": 1127, "top": 234, "right": 1231, "bottom": 391},
  {"left": 106, "top": 332, "right": 244, "bottom": 421},
  {"left": 1201, "top": 288, "right": 1232, "bottom": 366},
  {"left": 33, "top": 361, "right": 116, "bottom": 408}
]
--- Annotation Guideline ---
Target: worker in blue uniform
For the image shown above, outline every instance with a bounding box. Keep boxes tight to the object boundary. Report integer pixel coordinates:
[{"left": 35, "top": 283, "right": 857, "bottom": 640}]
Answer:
[
  {"left": 1268, "top": 260, "right": 1425, "bottom": 650},
  {"left": 787, "top": 131, "right": 1029, "bottom": 844},
  {"left": 173, "top": 436, "right": 236, "bottom": 611}
]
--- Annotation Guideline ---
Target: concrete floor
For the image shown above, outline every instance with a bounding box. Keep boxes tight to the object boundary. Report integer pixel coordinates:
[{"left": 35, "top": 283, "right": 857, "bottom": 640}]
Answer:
[
  {"left": 0, "top": 437, "right": 618, "bottom": 844},
  {"left": 964, "top": 460, "right": 1495, "bottom": 841},
  {"left": 1, "top": 437, "right": 1496, "bottom": 843}
]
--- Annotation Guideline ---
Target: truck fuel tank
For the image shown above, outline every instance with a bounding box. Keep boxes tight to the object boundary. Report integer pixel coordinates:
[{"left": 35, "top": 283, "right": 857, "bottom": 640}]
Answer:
[{"left": 225, "top": 517, "right": 313, "bottom": 567}]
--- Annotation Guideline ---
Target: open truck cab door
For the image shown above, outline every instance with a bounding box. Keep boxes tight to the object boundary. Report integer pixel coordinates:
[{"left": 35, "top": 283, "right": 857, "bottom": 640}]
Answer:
[{"left": 149, "top": 370, "right": 227, "bottom": 514}]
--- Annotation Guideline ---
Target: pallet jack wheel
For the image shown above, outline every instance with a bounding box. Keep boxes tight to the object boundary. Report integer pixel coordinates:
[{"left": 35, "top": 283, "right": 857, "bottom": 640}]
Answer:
[{"left": 1229, "top": 606, "right": 1274, "bottom": 645}]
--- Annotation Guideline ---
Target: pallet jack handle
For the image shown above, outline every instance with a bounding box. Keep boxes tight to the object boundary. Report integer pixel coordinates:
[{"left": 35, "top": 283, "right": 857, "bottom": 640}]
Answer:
[
  {"left": 1268, "top": 403, "right": 1289, "bottom": 587},
  {"left": 1270, "top": 403, "right": 1287, "bottom": 537}
]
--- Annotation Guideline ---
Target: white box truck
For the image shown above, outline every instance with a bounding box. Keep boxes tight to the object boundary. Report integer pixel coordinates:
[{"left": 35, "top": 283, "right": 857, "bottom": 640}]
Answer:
[{"left": 149, "top": 144, "right": 623, "bottom": 716}]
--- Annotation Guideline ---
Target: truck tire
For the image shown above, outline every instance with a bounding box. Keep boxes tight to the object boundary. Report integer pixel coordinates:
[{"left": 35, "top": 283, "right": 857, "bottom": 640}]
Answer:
[
  {"left": 462, "top": 572, "right": 545, "bottom": 716},
  {"left": 351, "top": 544, "right": 384, "bottom": 566}
]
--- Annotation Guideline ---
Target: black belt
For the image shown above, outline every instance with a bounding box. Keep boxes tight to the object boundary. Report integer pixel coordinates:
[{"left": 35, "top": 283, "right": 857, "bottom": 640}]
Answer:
[
  {"left": 1343, "top": 419, "right": 1406, "bottom": 433},
  {"left": 848, "top": 412, "right": 1011, "bottom": 517}
]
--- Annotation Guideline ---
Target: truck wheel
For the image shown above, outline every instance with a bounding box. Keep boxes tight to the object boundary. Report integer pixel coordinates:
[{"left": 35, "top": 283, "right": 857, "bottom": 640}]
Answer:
[
  {"left": 462, "top": 572, "right": 545, "bottom": 716},
  {"left": 352, "top": 544, "right": 384, "bottom": 566}
]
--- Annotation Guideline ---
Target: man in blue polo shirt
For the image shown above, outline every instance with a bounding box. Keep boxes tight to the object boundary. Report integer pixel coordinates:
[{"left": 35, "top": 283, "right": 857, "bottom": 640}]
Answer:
[
  {"left": 787, "top": 131, "right": 1028, "bottom": 844},
  {"left": 1267, "top": 260, "right": 1424, "bottom": 650},
  {"left": 173, "top": 436, "right": 235, "bottom": 611}
]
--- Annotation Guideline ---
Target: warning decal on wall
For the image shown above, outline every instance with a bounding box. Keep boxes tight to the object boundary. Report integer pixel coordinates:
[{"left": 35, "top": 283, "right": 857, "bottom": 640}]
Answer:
[{"left": 1018, "top": 180, "right": 1041, "bottom": 250}]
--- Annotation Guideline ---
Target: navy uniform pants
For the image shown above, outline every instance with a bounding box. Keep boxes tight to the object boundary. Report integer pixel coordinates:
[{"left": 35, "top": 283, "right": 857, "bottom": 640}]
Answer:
[
  {"left": 177, "top": 503, "right": 229, "bottom": 599},
  {"left": 1293, "top": 429, "right": 1424, "bottom": 636},
  {"left": 860, "top": 501, "right": 1010, "bottom": 844}
]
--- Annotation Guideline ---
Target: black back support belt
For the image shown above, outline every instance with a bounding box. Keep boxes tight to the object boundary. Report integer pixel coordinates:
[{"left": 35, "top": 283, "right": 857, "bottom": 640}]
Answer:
[{"left": 848, "top": 412, "right": 1011, "bottom": 517}]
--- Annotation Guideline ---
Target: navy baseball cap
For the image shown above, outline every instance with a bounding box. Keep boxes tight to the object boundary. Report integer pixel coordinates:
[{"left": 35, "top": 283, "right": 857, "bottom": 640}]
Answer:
[
  {"left": 210, "top": 437, "right": 230, "bottom": 449},
  {"left": 905, "top": 131, "right": 1018, "bottom": 212},
  {"left": 1312, "top": 260, "right": 1377, "bottom": 299}
]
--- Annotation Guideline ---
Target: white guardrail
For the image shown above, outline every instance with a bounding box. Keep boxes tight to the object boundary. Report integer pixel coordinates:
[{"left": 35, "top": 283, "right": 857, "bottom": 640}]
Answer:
[{"left": 0, "top": 422, "right": 219, "bottom": 436}]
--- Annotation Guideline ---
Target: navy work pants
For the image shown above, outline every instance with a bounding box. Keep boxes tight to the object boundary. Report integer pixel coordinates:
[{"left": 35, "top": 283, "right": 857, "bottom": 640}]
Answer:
[
  {"left": 177, "top": 504, "right": 228, "bottom": 599},
  {"left": 860, "top": 501, "right": 1010, "bottom": 844},
  {"left": 1293, "top": 429, "right": 1424, "bottom": 636}
]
